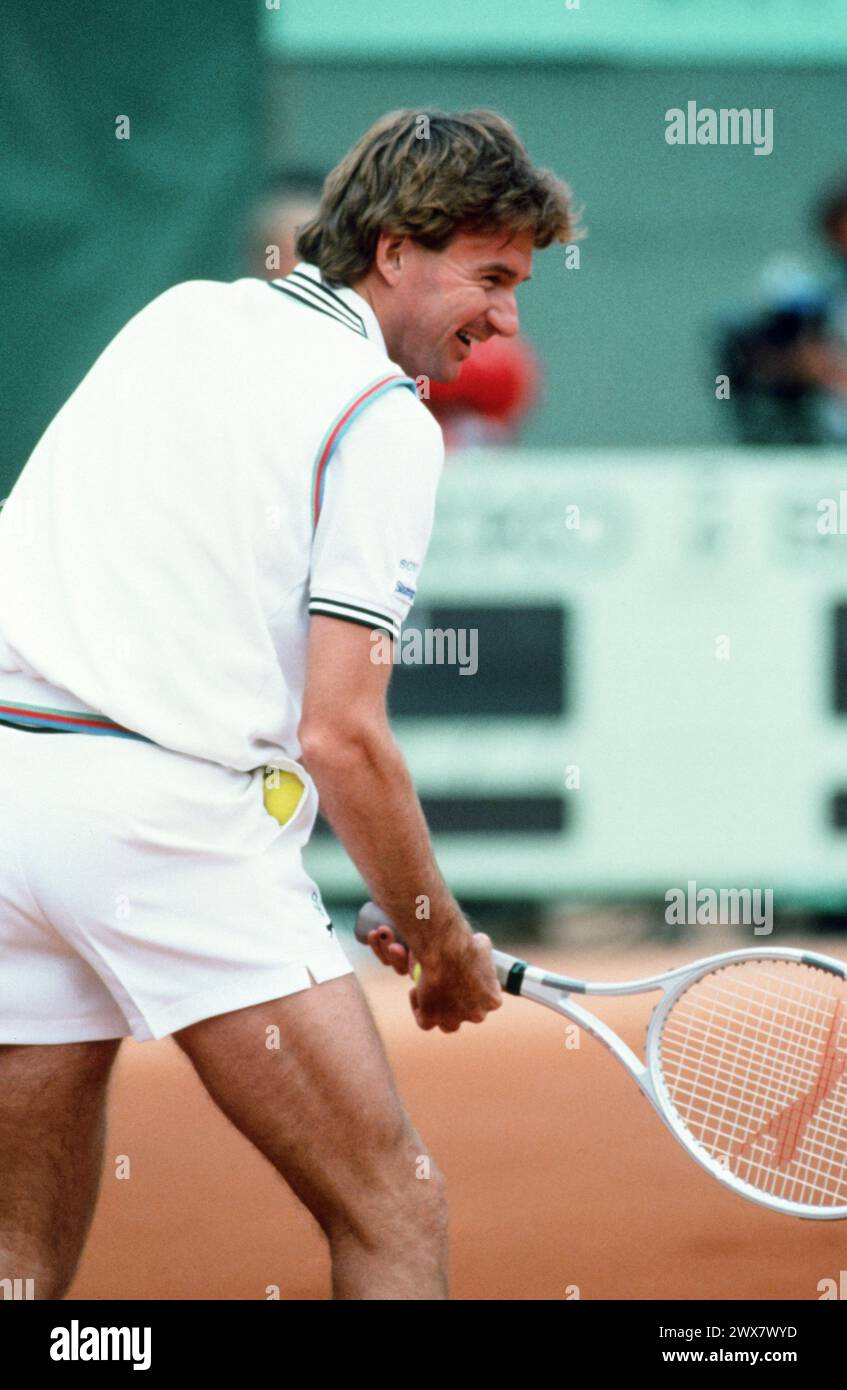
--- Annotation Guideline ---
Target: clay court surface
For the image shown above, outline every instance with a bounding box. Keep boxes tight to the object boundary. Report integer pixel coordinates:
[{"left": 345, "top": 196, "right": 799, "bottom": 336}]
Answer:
[{"left": 67, "top": 935, "right": 846, "bottom": 1301}]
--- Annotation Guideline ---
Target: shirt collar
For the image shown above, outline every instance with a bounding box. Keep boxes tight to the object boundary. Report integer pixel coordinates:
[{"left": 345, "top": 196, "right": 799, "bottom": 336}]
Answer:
[{"left": 289, "top": 262, "right": 387, "bottom": 355}]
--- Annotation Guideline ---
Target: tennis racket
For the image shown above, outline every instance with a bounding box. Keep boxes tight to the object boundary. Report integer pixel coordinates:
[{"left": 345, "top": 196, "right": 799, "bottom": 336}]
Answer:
[{"left": 355, "top": 902, "right": 847, "bottom": 1219}]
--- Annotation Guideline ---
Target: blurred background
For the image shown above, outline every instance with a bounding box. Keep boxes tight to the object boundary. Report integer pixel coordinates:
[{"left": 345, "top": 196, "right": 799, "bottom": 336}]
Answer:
[{"left": 4, "top": 0, "right": 847, "bottom": 1299}]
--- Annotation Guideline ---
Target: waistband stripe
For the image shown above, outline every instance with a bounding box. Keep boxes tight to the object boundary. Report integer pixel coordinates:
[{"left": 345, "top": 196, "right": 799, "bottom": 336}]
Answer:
[{"left": 0, "top": 701, "right": 151, "bottom": 742}]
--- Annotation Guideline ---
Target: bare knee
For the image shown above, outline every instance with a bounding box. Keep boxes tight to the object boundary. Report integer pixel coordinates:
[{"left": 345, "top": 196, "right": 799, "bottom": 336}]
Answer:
[{"left": 322, "top": 1126, "right": 448, "bottom": 1251}]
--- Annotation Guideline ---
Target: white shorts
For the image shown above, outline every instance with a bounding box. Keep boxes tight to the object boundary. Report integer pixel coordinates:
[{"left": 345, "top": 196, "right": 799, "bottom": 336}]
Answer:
[{"left": 0, "top": 722, "right": 354, "bottom": 1043}]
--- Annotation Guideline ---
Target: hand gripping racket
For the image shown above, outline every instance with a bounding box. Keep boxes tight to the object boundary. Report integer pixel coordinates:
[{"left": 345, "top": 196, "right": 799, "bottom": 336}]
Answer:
[{"left": 355, "top": 903, "right": 847, "bottom": 1219}]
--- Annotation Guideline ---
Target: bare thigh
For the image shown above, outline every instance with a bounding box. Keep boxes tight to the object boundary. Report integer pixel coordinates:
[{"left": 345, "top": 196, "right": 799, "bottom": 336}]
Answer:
[
  {"left": 173, "top": 974, "right": 441, "bottom": 1241},
  {"left": 0, "top": 1039, "right": 122, "bottom": 1298}
]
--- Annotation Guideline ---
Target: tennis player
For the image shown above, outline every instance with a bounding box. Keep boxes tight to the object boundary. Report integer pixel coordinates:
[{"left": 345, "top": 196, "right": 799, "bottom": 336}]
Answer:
[{"left": 0, "top": 109, "right": 574, "bottom": 1300}]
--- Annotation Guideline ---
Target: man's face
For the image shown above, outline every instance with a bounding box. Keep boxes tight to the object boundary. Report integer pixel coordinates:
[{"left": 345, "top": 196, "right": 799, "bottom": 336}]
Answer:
[{"left": 379, "top": 227, "right": 534, "bottom": 382}]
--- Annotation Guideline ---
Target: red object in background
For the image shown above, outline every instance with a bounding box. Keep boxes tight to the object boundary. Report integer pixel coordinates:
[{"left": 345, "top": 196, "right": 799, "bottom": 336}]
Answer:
[{"left": 428, "top": 334, "right": 540, "bottom": 424}]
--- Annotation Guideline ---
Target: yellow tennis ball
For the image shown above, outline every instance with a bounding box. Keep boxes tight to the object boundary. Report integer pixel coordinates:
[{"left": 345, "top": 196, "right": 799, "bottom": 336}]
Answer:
[
  {"left": 412, "top": 962, "right": 422, "bottom": 984},
  {"left": 263, "top": 769, "right": 305, "bottom": 826}
]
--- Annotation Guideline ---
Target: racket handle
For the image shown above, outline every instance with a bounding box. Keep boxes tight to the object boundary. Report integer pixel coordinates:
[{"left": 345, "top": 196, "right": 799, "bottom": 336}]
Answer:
[
  {"left": 355, "top": 902, "right": 423, "bottom": 981},
  {"left": 355, "top": 902, "right": 526, "bottom": 993}
]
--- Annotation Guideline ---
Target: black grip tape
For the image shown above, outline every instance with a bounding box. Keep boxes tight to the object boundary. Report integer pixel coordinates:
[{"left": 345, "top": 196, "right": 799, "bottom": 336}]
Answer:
[{"left": 505, "top": 961, "right": 528, "bottom": 996}]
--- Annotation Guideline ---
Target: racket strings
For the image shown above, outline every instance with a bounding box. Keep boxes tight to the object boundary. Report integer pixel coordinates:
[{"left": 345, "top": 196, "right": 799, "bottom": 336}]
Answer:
[
  {"left": 699, "top": 977, "right": 846, "bottom": 1200},
  {"left": 657, "top": 961, "right": 847, "bottom": 1208},
  {"left": 662, "top": 989, "right": 836, "bottom": 1107}
]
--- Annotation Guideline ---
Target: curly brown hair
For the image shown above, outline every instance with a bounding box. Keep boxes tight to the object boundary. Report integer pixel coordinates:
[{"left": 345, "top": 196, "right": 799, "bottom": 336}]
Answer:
[{"left": 295, "top": 108, "right": 579, "bottom": 286}]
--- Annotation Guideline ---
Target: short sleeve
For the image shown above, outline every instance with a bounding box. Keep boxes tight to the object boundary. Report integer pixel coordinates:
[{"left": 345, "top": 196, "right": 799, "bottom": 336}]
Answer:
[{"left": 308, "top": 386, "right": 445, "bottom": 641}]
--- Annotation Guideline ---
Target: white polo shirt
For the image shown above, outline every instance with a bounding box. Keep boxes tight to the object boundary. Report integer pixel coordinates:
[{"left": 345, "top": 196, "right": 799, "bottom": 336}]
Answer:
[{"left": 0, "top": 264, "right": 444, "bottom": 770}]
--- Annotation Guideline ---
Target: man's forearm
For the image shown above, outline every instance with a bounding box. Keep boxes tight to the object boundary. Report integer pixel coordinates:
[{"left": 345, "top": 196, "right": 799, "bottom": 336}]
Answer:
[{"left": 300, "top": 729, "right": 468, "bottom": 965}]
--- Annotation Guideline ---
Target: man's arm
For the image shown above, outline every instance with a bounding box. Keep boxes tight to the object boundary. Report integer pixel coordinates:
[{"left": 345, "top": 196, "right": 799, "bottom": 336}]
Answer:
[
  {"left": 298, "top": 615, "right": 501, "bottom": 1029},
  {"left": 299, "top": 615, "right": 467, "bottom": 963}
]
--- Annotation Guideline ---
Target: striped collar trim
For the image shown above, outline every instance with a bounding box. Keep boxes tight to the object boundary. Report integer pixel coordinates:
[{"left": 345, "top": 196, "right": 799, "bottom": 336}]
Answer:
[{"left": 269, "top": 262, "right": 385, "bottom": 351}]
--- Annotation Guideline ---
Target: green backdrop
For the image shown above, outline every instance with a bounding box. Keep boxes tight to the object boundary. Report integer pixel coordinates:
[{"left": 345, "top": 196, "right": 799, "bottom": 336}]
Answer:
[
  {"left": 0, "top": 3, "right": 260, "bottom": 501},
  {"left": 264, "top": 0, "right": 847, "bottom": 64}
]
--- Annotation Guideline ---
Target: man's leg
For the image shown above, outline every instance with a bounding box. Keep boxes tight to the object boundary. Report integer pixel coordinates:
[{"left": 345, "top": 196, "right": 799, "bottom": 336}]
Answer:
[
  {"left": 0, "top": 1039, "right": 122, "bottom": 1299},
  {"left": 173, "top": 973, "right": 448, "bottom": 1300}
]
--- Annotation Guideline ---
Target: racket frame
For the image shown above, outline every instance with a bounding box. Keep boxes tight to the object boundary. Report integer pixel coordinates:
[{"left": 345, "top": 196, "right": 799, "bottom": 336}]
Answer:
[{"left": 494, "top": 945, "right": 847, "bottom": 1220}]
